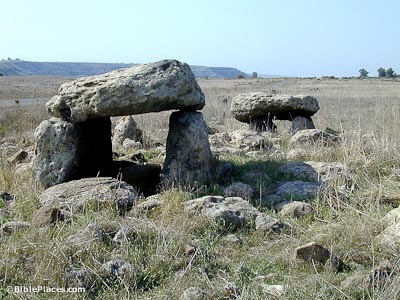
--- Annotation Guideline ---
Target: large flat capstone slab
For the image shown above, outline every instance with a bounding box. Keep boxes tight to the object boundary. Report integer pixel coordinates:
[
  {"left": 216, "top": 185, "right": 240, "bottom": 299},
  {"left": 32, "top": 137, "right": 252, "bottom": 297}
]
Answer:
[
  {"left": 46, "top": 59, "right": 205, "bottom": 123},
  {"left": 231, "top": 93, "right": 319, "bottom": 122}
]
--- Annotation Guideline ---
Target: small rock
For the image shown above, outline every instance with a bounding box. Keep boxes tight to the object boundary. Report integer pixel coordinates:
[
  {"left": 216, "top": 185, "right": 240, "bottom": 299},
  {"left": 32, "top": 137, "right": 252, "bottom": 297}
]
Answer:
[
  {"left": 0, "top": 192, "right": 15, "bottom": 205},
  {"left": 260, "top": 194, "right": 286, "bottom": 209},
  {"left": 0, "top": 143, "right": 20, "bottom": 158},
  {"left": 377, "top": 223, "right": 400, "bottom": 249},
  {"left": 7, "top": 150, "right": 29, "bottom": 165},
  {"left": 295, "top": 242, "right": 345, "bottom": 272},
  {"left": 224, "top": 182, "right": 254, "bottom": 200},
  {"left": 261, "top": 284, "right": 285, "bottom": 298},
  {"left": 65, "top": 269, "right": 95, "bottom": 289},
  {"left": 66, "top": 223, "right": 104, "bottom": 247},
  {"left": 381, "top": 206, "right": 400, "bottom": 226},
  {"left": 1, "top": 221, "right": 30, "bottom": 236},
  {"left": 181, "top": 287, "right": 206, "bottom": 300},
  {"left": 287, "top": 148, "right": 309, "bottom": 160},
  {"left": 15, "top": 162, "right": 32, "bottom": 175},
  {"left": 112, "top": 116, "right": 143, "bottom": 148},
  {"left": 183, "top": 196, "right": 260, "bottom": 230},
  {"left": 221, "top": 234, "right": 242, "bottom": 245},
  {"left": 278, "top": 201, "right": 314, "bottom": 218},
  {"left": 209, "top": 132, "right": 231, "bottom": 148},
  {"left": 276, "top": 181, "right": 320, "bottom": 201},
  {"left": 102, "top": 259, "right": 133, "bottom": 277},
  {"left": 122, "top": 138, "right": 142, "bottom": 150},
  {"left": 136, "top": 195, "right": 164, "bottom": 212},
  {"left": 31, "top": 207, "right": 67, "bottom": 226},
  {"left": 291, "top": 116, "right": 315, "bottom": 133},
  {"left": 255, "top": 214, "right": 285, "bottom": 233},
  {"left": 183, "top": 244, "right": 197, "bottom": 256},
  {"left": 223, "top": 281, "right": 240, "bottom": 299},
  {"left": 229, "top": 129, "right": 272, "bottom": 151},
  {"left": 290, "top": 129, "right": 340, "bottom": 145}
]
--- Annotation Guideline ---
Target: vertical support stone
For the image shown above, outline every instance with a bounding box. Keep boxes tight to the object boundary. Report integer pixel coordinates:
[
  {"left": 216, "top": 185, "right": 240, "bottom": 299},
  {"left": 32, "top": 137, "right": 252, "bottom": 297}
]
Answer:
[
  {"left": 162, "top": 111, "right": 214, "bottom": 187},
  {"left": 291, "top": 116, "right": 315, "bottom": 133}
]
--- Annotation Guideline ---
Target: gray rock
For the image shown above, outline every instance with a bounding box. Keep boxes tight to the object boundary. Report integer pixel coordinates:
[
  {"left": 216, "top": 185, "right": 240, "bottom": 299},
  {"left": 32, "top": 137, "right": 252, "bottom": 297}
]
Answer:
[
  {"left": 290, "top": 129, "right": 340, "bottom": 145},
  {"left": 31, "top": 207, "right": 67, "bottom": 226},
  {"left": 255, "top": 214, "right": 285, "bottom": 233},
  {"left": 224, "top": 182, "right": 254, "bottom": 200},
  {"left": 0, "top": 192, "right": 15, "bottom": 205},
  {"left": 209, "top": 132, "right": 231, "bottom": 148},
  {"left": 181, "top": 287, "right": 206, "bottom": 300},
  {"left": 102, "top": 259, "right": 134, "bottom": 277},
  {"left": 112, "top": 116, "right": 143, "bottom": 148},
  {"left": 295, "top": 242, "right": 345, "bottom": 272},
  {"left": 377, "top": 223, "right": 400, "bottom": 249},
  {"left": 287, "top": 148, "right": 309, "bottom": 160},
  {"left": 65, "top": 269, "right": 95, "bottom": 289},
  {"left": 15, "top": 162, "right": 32, "bottom": 175},
  {"left": 66, "top": 223, "right": 104, "bottom": 247},
  {"left": 221, "top": 234, "right": 243, "bottom": 244},
  {"left": 0, "top": 142, "right": 20, "bottom": 158},
  {"left": 381, "top": 207, "right": 400, "bottom": 226},
  {"left": 278, "top": 161, "right": 347, "bottom": 184},
  {"left": 229, "top": 129, "right": 272, "bottom": 151},
  {"left": 260, "top": 194, "right": 287, "bottom": 209},
  {"left": 183, "top": 196, "right": 260, "bottom": 230},
  {"left": 112, "top": 218, "right": 154, "bottom": 245},
  {"left": 1, "top": 221, "right": 30, "bottom": 236},
  {"left": 231, "top": 93, "right": 319, "bottom": 123},
  {"left": 276, "top": 181, "right": 320, "bottom": 201},
  {"left": 136, "top": 195, "right": 164, "bottom": 212},
  {"left": 32, "top": 117, "right": 113, "bottom": 189},
  {"left": 278, "top": 201, "right": 314, "bottom": 218},
  {"left": 47, "top": 60, "right": 205, "bottom": 123},
  {"left": 162, "top": 111, "right": 214, "bottom": 187},
  {"left": 291, "top": 116, "right": 315, "bottom": 133},
  {"left": 32, "top": 118, "right": 79, "bottom": 188},
  {"left": 39, "top": 177, "right": 138, "bottom": 213}
]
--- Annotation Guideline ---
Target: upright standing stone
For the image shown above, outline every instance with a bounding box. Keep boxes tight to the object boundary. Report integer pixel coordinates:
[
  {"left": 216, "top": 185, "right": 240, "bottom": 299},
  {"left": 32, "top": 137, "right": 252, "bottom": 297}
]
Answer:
[
  {"left": 112, "top": 116, "right": 143, "bottom": 148},
  {"left": 162, "top": 111, "right": 214, "bottom": 187}
]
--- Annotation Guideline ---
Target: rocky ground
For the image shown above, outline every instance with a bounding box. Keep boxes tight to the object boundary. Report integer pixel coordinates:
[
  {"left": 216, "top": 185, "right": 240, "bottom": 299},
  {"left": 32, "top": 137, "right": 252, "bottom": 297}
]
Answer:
[{"left": 1, "top": 77, "right": 400, "bottom": 299}]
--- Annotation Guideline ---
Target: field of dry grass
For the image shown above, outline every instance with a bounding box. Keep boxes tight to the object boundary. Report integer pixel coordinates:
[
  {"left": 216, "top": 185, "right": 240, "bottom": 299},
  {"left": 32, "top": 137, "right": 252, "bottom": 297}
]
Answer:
[{"left": 1, "top": 76, "right": 400, "bottom": 299}]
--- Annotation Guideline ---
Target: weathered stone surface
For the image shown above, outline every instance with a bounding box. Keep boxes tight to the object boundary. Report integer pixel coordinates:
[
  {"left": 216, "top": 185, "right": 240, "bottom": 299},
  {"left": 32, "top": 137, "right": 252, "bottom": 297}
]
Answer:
[
  {"left": 278, "top": 161, "right": 347, "bottom": 184},
  {"left": 291, "top": 116, "right": 315, "bottom": 133},
  {"left": 231, "top": 93, "right": 319, "bottom": 123},
  {"left": 295, "top": 242, "right": 345, "bottom": 272},
  {"left": 66, "top": 223, "right": 104, "bottom": 248},
  {"left": 65, "top": 269, "right": 95, "bottom": 289},
  {"left": 278, "top": 201, "right": 314, "bottom": 218},
  {"left": 47, "top": 60, "right": 205, "bottom": 123},
  {"left": 112, "top": 116, "right": 143, "bottom": 148},
  {"left": 1, "top": 221, "right": 30, "bottom": 236},
  {"left": 287, "top": 148, "right": 309, "bottom": 160},
  {"left": 276, "top": 181, "right": 320, "bottom": 201},
  {"left": 381, "top": 207, "right": 400, "bottom": 226},
  {"left": 377, "top": 223, "right": 400, "bottom": 249},
  {"left": 32, "top": 117, "right": 113, "bottom": 188},
  {"left": 255, "top": 214, "right": 285, "bottom": 233},
  {"left": 0, "top": 142, "right": 20, "bottom": 159},
  {"left": 32, "top": 118, "right": 79, "bottom": 188},
  {"left": 162, "top": 111, "right": 214, "bottom": 187},
  {"left": 224, "top": 182, "right": 254, "bottom": 200},
  {"left": 102, "top": 259, "right": 134, "bottom": 277},
  {"left": 7, "top": 150, "right": 29, "bottom": 165},
  {"left": 31, "top": 207, "right": 66, "bottom": 226},
  {"left": 260, "top": 194, "right": 287, "bottom": 209},
  {"left": 290, "top": 129, "right": 340, "bottom": 145},
  {"left": 183, "top": 196, "right": 260, "bottom": 230},
  {"left": 39, "top": 177, "right": 138, "bottom": 212},
  {"left": 209, "top": 132, "right": 231, "bottom": 148},
  {"left": 229, "top": 129, "right": 272, "bottom": 151},
  {"left": 136, "top": 194, "right": 164, "bottom": 212}
]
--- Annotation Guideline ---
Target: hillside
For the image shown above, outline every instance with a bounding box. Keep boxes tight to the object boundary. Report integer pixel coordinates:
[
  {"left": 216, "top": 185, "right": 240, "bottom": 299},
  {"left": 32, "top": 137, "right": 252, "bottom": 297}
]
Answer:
[{"left": 0, "top": 60, "right": 248, "bottom": 78}]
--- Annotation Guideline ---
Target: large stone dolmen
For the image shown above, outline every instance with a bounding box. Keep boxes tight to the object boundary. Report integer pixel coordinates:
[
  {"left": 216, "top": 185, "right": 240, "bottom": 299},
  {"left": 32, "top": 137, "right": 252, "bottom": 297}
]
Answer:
[
  {"left": 32, "top": 59, "right": 214, "bottom": 193},
  {"left": 230, "top": 93, "right": 319, "bottom": 132}
]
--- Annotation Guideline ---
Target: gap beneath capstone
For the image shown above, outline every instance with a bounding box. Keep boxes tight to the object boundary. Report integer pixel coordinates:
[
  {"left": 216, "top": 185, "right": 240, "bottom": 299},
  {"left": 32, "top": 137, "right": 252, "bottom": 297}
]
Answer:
[{"left": 72, "top": 117, "right": 161, "bottom": 196}]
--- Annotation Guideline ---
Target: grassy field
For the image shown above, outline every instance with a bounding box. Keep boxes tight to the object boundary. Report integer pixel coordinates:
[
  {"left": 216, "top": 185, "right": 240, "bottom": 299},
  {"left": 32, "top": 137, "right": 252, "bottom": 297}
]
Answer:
[{"left": 1, "top": 76, "right": 400, "bottom": 299}]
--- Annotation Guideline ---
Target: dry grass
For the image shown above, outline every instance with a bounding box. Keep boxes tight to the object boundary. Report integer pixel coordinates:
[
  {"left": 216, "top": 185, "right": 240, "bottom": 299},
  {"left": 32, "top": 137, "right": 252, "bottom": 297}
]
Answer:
[{"left": 1, "top": 77, "right": 400, "bottom": 299}]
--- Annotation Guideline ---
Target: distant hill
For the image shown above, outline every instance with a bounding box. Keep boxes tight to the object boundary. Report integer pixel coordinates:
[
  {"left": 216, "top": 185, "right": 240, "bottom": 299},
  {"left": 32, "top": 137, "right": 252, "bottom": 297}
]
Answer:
[{"left": 0, "top": 60, "right": 248, "bottom": 79}]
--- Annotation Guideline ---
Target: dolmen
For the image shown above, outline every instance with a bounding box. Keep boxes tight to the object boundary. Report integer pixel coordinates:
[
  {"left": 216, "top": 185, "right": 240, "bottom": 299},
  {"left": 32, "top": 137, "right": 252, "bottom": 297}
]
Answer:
[
  {"left": 230, "top": 93, "right": 319, "bottom": 132},
  {"left": 32, "top": 60, "right": 214, "bottom": 193}
]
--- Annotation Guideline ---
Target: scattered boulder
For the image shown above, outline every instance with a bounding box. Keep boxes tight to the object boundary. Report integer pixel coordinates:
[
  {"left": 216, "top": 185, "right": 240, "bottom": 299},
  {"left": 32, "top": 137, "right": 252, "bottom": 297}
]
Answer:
[
  {"left": 278, "top": 161, "right": 347, "bottom": 184},
  {"left": 231, "top": 93, "right": 319, "bottom": 132},
  {"left": 31, "top": 207, "right": 67, "bottom": 226},
  {"left": 112, "top": 116, "right": 143, "bottom": 149},
  {"left": 255, "top": 214, "right": 285, "bottom": 233},
  {"left": 209, "top": 132, "right": 231, "bottom": 148},
  {"left": 47, "top": 60, "right": 205, "bottom": 123},
  {"left": 162, "top": 111, "right": 214, "bottom": 187},
  {"left": 221, "top": 234, "right": 243, "bottom": 245},
  {"left": 278, "top": 201, "right": 314, "bottom": 218},
  {"left": 66, "top": 223, "right": 104, "bottom": 248},
  {"left": 295, "top": 242, "right": 345, "bottom": 272},
  {"left": 260, "top": 284, "right": 285, "bottom": 298},
  {"left": 276, "top": 181, "right": 320, "bottom": 201},
  {"left": 1, "top": 221, "right": 30, "bottom": 236},
  {"left": 229, "top": 129, "right": 272, "bottom": 150},
  {"left": 260, "top": 194, "right": 287, "bottom": 209},
  {"left": 287, "top": 148, "right": 308, "bottom": 160},
  {"left": 181, "top": 287, "right": 206, "bottom": 300},
  {"left": 39, "top": 177, "right": 138, "bottom": 213},
  {"left": 224, "top": 182, "right": 254, "bottom": 200},
  {"left": 183, "top": 196, "right": 260, "bottom": 230},
  {"left": 136, "top": 194, "right": 164, "bottom": 212},
  {"left": 381, "top": 206, "right": 400, "bottom": 226},
  {"left": 290, "top": 129, "right": 340, "bottom": 145},
  {"left": 0, "top": 142, "right": 20, "bottom": 158}
]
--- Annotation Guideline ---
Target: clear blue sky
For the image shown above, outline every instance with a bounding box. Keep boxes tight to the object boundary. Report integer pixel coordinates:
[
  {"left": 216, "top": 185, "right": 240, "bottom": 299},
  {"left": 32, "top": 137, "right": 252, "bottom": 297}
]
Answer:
[{"left": 1, "top": 0, "right": 399, "bottom": 77}]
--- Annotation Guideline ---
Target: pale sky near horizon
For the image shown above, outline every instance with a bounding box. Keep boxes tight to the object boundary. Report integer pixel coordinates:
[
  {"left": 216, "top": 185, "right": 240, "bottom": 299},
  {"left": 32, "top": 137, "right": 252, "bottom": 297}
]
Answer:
[{"left": 1, "top": 0, "right": 399, "bottom": 77}]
